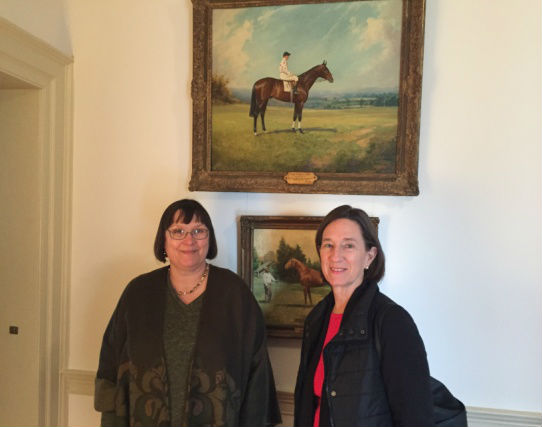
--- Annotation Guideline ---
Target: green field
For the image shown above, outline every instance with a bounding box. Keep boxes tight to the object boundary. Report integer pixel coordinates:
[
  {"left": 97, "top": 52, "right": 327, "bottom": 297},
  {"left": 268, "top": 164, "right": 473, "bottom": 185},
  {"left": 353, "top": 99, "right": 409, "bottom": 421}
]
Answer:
[
  {"left": 211, "top": 103, "right": 398, "bottom": 173},
  {"left": 252, "top": 276, "right": 331, "bottom": 331}
]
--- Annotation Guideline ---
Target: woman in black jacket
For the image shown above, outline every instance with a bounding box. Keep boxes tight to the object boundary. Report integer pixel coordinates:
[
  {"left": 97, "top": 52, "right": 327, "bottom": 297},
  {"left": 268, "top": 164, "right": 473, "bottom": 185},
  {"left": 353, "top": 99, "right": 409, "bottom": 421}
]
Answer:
[{"left": 294, "top": 205, "right": 434, "bottom": 427}]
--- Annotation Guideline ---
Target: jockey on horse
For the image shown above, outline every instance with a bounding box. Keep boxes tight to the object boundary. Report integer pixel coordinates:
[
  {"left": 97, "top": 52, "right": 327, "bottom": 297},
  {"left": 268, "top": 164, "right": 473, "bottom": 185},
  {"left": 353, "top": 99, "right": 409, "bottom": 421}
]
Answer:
[{"left": 279, "top": 51, "right": 298, "bottom": 100}]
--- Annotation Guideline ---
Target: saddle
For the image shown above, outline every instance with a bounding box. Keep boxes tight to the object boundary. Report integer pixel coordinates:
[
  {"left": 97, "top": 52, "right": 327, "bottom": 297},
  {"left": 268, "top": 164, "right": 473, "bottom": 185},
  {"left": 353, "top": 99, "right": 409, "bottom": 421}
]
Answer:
[
  {"left": 282, "top": 80, "right": 293, "bottom": 92},
  {"left": 281, "top": 80, "right": 296, "bottom": 102}
]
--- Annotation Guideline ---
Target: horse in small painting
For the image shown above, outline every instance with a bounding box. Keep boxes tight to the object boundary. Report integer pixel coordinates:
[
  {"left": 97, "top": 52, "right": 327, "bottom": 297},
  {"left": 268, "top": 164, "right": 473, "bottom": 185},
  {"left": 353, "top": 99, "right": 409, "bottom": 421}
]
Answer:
[
  {"left": 284, "top": 258, "right": 325, "bottom": 306},
  {"left": 249, "top": 61, "right": 334, "bottom": 135}
]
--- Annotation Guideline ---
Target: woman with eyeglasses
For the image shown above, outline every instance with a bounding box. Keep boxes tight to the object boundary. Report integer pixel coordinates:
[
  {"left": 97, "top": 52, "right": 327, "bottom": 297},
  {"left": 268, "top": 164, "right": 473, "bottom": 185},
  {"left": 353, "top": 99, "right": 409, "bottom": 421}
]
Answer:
[{"left": 95, "top": 199, "right": 281, "bottom": 427}]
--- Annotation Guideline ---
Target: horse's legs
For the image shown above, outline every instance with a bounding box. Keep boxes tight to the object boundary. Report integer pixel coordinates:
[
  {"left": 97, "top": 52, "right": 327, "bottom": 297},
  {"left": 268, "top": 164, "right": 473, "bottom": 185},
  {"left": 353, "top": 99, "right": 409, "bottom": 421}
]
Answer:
[
  {"left": 295, "top": 103, "right": 304, "bottom": 133},
  {"left": 260, "top": 104, "right": 267, "bottom": 132},
  {"left": 260, "top": 114, "right": 265, "bottom": 132},
  {"left": 307, "top": 288, "right": 312, "bottom": 305},
  {"left": 303, "top": 287, "right": 308, "bottom": 305},
  {"left": 253, "top": 90, "right": 270, "bottom": 135},
  {"left": 253, "top": 114, "right": 258, "bottom": 135}
]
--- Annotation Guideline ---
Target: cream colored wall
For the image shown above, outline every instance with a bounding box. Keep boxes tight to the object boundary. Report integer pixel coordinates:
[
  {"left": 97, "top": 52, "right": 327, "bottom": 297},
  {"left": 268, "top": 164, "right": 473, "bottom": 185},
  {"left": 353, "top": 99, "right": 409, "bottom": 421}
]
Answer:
[
  {"left": 68, "top": 395, "right": 99, "bottom": 427},
  {"left": 0, "top": 0, "right": 541, "bottom": 424},
  {"left": 0, "top": 89, "right": 41, "bottom": 426},
  {"left": 0, "top": 0, "right": 71, "bottom": 55}
]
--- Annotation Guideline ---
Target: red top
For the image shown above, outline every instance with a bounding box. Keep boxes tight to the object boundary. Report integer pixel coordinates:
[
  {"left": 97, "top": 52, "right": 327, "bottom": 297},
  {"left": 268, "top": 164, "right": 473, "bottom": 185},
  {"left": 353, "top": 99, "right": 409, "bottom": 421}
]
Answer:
[{"left": 313, "top": 313, "right": 343, "bottom": 427}]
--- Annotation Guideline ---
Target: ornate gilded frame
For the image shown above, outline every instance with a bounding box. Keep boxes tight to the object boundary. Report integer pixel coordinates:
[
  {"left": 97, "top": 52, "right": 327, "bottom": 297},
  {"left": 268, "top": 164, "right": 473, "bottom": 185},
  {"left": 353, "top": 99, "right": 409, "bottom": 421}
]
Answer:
[{"left": 190, "top": 0, "right": 425, "bottom": 195}]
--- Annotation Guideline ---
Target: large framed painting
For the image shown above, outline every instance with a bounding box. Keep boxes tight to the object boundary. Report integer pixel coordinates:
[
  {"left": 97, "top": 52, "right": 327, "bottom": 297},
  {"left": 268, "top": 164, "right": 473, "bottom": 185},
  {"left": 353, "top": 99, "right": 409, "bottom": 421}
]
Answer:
[
  {"left": 239, "top": 215, "right": 379, "bottom": 338},
  {"left": 189, "top": 0, "right": 425, "bottom": 195}
]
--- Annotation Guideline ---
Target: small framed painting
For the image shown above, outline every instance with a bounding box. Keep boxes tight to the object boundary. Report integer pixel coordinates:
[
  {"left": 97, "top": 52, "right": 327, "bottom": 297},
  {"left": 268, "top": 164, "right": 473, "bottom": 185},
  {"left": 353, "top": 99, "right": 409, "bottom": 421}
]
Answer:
[{"left": 239, "top": 215, "right": 378, "bottom": 338}]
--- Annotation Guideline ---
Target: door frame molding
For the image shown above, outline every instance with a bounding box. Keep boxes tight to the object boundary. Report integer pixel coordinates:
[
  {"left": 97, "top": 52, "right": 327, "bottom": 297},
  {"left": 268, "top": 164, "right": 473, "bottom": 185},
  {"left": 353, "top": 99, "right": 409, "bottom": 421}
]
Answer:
[{"left": 0, "top": 17, "right": 73, "bottom": 426}]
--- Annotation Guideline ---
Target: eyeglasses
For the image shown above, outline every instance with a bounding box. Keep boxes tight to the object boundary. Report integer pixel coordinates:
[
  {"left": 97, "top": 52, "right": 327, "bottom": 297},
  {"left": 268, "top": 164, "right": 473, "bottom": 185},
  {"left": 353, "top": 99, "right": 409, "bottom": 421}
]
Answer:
[{"left": 167, "top": 227, "right": 209, "bottom": 240}]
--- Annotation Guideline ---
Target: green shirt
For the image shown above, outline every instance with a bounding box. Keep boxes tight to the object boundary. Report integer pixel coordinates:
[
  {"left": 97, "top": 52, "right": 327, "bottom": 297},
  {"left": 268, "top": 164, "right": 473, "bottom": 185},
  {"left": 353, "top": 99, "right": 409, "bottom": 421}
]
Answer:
[{"left": 163, "top": 274, "right": 203, "bottom": 427}]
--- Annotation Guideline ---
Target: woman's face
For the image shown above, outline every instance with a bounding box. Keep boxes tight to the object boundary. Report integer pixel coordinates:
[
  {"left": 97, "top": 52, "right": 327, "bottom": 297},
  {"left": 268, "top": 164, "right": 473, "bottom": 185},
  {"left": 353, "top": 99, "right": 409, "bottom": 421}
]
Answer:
[
  {"left": 164, "top": 210, "right": 209, "bottom": 272},
  {"left": 319, "top": 218, "right": 377, "bottom": 291}
]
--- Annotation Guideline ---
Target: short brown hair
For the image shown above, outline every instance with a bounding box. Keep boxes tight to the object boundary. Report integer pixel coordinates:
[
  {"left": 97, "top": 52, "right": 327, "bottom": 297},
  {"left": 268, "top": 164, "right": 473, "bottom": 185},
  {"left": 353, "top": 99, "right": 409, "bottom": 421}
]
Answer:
[
  {"left": 153, "top": 199, "right": 218, "bottom": 262},
  {"left": 315, "top": 205, "right": 385, "bottom": 283}
]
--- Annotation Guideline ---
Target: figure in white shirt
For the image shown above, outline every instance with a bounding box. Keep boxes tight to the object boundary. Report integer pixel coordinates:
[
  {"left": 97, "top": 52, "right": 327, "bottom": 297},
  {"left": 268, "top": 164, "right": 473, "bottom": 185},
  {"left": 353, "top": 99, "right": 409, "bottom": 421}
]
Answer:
[
  {"left": 261, "top": 268, "right": 276, "bottom": 303},
  {"left": 279, "top": 51, "right": 298, "bottom": 95}
]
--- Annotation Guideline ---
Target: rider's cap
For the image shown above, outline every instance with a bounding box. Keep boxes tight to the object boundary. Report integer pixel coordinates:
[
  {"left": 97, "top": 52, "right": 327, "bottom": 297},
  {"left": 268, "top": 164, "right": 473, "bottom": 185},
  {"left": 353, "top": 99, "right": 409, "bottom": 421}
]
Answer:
[{"left": 283, "top": 51, "right": 291, "bottom": 57}]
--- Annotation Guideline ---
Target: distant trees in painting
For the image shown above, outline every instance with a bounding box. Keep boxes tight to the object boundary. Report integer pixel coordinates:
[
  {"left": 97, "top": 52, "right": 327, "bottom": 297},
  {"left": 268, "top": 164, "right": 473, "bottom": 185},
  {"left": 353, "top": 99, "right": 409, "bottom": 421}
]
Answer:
[{"left": 211, "top": 74, "right": 238, "bottom": 104}]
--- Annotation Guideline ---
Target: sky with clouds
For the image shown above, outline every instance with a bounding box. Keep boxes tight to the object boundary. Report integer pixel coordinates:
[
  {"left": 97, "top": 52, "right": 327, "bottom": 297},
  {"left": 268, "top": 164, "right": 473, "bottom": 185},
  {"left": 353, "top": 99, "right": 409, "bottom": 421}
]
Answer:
[{"left": 212, "top": 0, "right": 402, "bottom": 94}]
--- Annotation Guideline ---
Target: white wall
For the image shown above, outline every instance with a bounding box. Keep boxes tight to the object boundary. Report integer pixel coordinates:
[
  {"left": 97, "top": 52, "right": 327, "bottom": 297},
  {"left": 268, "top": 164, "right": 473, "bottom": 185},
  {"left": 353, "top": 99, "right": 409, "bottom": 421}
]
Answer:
[
  {"left": 0, "top": 0, "right": 71, "bottom": 56},
  {"left": 1, "top": 0, "right": 540, "bottom": 420}
]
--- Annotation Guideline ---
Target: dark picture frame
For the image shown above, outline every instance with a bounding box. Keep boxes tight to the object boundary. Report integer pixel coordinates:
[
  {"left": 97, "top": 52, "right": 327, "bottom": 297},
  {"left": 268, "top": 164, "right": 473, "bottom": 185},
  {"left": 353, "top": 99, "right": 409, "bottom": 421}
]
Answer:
[
  {"left": 239, "top": 215, "right": 379, "bottom": 338},
  {"left": 190, "top": 0, "right": 425, "bottom": 195}
]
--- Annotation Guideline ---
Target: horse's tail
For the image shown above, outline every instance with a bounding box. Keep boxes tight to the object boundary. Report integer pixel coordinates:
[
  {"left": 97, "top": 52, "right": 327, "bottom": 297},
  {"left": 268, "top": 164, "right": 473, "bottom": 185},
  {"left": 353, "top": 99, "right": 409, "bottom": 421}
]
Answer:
[{"left": 249, "top": 85, "right": 258, "bottom": 117}]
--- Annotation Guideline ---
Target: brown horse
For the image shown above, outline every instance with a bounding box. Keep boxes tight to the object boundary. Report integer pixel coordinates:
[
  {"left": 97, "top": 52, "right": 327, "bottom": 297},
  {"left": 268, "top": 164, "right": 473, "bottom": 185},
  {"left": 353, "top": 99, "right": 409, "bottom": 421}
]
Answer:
[
  {"left": 249, "top": 61, "right": 334, "bottom": 135},
  {"left": 284, "top": 258, "right": 325, "bottom": 306}
]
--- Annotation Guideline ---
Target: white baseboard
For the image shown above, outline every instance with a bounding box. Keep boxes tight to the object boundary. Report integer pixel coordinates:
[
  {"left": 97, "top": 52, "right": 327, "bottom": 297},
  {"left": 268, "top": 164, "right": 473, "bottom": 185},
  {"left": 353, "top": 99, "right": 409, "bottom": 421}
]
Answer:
[
  {"left": 467, "top": 406, "right": 542, "bottom": 427},
  {"left": 62, "top": 369, "right": 95, "bottom": 396},
  {"left": 277, "top": 391, "right": 294, "bottom": 426},
  {"left": 63, "top": 369, "right": 541, "bottom": 427}
]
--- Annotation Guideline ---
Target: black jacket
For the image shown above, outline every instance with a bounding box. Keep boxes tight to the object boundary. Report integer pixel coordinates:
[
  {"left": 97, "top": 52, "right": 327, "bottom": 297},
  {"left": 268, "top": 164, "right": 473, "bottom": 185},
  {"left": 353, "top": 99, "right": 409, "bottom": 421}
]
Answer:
[
  {"left": 294, "top": 279, "right": 434, "bottom": 427},
  {"left": 95, "top": 265, "right": 281, "bottom": 426}
]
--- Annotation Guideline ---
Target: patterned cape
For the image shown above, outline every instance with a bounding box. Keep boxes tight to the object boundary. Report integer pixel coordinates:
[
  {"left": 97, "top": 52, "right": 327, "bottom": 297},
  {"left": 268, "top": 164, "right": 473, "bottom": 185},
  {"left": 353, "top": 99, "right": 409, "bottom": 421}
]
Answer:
[{"left": 95, "top": 265, "right": 281, "bottom": 427}]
